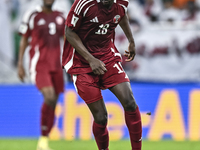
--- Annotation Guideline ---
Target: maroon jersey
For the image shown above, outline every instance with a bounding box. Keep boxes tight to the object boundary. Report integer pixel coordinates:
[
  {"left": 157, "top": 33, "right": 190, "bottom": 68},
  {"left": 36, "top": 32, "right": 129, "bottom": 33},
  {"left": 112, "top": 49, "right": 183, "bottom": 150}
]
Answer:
[
  {"left": 19, "top": 6, "right": 65, "bottom": 72},
  {"left": 62, "top": 0, "right": 129, "bottom": 74}
]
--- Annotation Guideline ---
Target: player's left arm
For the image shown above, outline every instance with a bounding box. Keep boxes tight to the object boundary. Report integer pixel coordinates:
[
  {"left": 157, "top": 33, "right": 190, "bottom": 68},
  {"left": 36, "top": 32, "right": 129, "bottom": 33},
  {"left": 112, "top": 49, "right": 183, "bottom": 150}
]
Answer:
[{"left": 119, "top": 13, "right": 136, "bottom": 62}]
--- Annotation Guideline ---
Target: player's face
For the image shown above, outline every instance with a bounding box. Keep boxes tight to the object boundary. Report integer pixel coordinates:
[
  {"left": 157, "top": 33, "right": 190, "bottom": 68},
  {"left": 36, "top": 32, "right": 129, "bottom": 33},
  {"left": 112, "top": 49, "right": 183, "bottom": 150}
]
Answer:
[
  {"left": 101, "top": 0, "right": 114, "bottom": 8},
  {"left": 43, "top": 0, "right": 55, "bottom": 8}
]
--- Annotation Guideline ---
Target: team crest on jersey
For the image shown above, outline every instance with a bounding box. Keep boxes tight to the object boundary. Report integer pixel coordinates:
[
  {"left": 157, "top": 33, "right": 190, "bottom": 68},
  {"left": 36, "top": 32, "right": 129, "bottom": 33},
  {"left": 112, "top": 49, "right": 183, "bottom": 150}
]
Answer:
[
  {"left": 56, "top": 16, "right": 63, "bottom": 25},
  {"left": 37, "top": 19, "right": 46, "bottom": 26},
  {"left": 113, "top": 15, "right": 121, "bottom": 23}
]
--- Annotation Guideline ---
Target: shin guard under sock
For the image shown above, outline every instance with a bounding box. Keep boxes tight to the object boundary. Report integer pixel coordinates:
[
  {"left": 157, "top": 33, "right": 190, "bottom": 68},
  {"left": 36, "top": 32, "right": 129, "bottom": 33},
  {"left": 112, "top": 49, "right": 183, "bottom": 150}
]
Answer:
[
  {"left": 92, "top": 121, "right": 109, "bottom": 150},
  {"left": 125, "top": 106, "right": 142, "bottom": 150}
]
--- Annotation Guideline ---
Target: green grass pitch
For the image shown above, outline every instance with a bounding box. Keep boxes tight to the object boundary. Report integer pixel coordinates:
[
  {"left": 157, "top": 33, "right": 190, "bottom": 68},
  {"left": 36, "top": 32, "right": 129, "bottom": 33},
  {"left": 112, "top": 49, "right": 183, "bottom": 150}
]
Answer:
[{"left": 0, "top": 139, "right": 200, "bottom": 150}]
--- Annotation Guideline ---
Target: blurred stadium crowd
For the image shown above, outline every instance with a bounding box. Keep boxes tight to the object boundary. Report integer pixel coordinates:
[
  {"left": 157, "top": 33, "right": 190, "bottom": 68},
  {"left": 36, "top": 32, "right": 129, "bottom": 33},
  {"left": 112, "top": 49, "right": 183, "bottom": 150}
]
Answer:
[{"left": 1, "top": 0, "right": 200, "bottom": 83}]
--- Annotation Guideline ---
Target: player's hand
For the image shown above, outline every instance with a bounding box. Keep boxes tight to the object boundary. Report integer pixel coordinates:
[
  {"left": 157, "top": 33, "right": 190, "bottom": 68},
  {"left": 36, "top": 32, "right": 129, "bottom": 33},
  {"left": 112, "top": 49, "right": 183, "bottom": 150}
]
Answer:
[
  {"left": 17, "top": 64, "right": 26, "bottom": 82},
  {"left": 89, "top": 58, "right": 107, "bottom": 75},
  {"left": 124, "top": 42, "right": 136, "bottom": 62}
]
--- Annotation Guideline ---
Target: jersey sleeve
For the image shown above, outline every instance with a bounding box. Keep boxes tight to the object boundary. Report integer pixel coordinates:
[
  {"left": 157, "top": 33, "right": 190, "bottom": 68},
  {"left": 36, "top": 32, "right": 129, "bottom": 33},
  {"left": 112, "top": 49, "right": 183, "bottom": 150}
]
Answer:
[
  {"left": 65, "top": 0, "right": 94, "bottom": 31},
  {"left": 118, "top": 0, "right": 129, "bottom": 13},
  {"left": 18, "top": 9, "right": 35, "bottom": 37}
]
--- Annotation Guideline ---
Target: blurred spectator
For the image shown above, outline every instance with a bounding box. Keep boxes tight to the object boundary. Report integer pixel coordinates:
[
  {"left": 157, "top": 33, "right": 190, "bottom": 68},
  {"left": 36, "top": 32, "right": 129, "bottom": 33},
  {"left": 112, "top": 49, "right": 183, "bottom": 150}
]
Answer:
[
  {"left": 143, "top": 0, "right": 162, "bottom": 22},
  {"left": 136, "top": 0, "right": 145, "bottom": 5},
  {"left": 159, "top": 0, "right": 181, "bottom": 23},
  {"left": 173, "top": 0, "right": 195, "bottom": 8},
  {"left": 128, "top": 0, "right": 148, "bottom": 29},
  {"left": 181, "top": 1, "right": 199, "bottom": 21}
]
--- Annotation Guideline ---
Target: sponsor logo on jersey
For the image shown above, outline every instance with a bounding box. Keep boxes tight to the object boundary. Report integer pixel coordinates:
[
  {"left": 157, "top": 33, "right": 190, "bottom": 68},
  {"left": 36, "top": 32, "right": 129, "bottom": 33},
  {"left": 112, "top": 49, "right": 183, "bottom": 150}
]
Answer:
[
  {"left": 71, "top": 15, "right": 79, "bottom": 27},
  {"left": 37, "top": 18, "right": 46, "bottom": 26},
  {"left": 56, "top": 16, "right": 63, "bottom": 25},
  {"left": 90, "top": 17, "right": 99, "bottom": 23},
  {"left": 113, "top": 15, "right": 120, "bottom": 23}
]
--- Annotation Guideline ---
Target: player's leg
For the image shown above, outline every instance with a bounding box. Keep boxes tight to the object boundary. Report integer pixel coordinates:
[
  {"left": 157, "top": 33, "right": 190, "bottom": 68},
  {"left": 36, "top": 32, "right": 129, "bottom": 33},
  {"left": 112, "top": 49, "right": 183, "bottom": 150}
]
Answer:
[
  {"left": 40, "top": 87, "right": 58, "bottom": 136},
  {"left": 34, "top": 71, "right": 63, "bottom": 150},
  {"left": 37, "top": 87, "right": 58, "bottom": 150},
  {"left": 72, "top": 74, "right": 109, "bottom": 150},
  {"left": 101, "top": 62, "right": 142, "bottom": 150},
  {"left": 109, "top": 82, "right": 142, "bottom": 150},
  {"left": 87, "top": 99, "right": 109, "bottom": 150}
]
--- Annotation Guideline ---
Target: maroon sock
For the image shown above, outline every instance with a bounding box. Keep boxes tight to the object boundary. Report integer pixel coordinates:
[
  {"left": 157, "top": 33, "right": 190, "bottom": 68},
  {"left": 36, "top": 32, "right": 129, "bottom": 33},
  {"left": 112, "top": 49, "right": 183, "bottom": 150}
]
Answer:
[
  {"left": 41, "top": 103, "right": 55, "bottom": 136},
  {"left": 92, "top": 121, "right": 109, "bottom": 150},
  {"left": 125, "top": 106, "right": 142, "bottom": 150}
]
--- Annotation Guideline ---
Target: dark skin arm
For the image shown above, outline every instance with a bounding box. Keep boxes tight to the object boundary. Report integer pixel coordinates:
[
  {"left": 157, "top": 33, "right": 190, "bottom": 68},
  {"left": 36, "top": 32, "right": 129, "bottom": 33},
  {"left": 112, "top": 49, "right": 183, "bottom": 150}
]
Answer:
[
  {"left": 119, "top": 13, "right": 136, "bottom": 62},
  {"left": 65, "top": 26, "right": 107, "bottom": 75},
  {"left": 17, "top": 36, "right": 29, "bottom": 82}
]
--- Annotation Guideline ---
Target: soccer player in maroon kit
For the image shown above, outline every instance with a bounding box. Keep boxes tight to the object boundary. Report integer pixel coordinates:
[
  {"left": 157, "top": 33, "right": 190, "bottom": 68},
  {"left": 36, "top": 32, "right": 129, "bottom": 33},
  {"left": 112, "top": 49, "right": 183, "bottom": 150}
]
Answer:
[
  {"left": 62, "top": 0, "right": 142, "bottom": 150},
  {"left": 17, "top": 0, "right": 65, "bottom": 150}
]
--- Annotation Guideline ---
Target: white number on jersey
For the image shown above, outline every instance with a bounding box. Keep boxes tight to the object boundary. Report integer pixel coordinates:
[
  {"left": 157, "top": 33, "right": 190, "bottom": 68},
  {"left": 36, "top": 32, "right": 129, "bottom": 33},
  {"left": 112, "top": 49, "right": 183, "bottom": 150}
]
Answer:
[
  {"left": 49, "top": 22, "right": 56, "bottom": 35},
  {"left": 95, "top": 24, "right": 109, "bottom": 35},
  {"left": 113, "top": 62, "right": 124, "bottom": 74}
]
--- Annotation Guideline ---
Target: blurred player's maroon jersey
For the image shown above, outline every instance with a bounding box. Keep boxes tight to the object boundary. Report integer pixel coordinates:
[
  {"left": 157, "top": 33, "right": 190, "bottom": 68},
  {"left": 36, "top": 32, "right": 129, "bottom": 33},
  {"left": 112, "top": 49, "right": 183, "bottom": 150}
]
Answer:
[
  {"left": 62, "top": 0, "right": 129, "bottom": 74},
  {"left": 19, "top": 6, "right": 65, "bottom": 72}
]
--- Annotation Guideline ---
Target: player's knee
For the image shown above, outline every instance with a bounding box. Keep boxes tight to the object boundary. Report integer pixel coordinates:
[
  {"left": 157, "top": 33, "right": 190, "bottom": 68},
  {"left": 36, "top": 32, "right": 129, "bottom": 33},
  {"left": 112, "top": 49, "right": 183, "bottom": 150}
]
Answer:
[
  {"left": 44, "top": 94, "right": 57, "bottom": 107},
  {"left": 94, "top": 113, "right": 108, "bottom": 125},
  {"left": 123, "top": 100, "right": 137, "bottom": 112}
]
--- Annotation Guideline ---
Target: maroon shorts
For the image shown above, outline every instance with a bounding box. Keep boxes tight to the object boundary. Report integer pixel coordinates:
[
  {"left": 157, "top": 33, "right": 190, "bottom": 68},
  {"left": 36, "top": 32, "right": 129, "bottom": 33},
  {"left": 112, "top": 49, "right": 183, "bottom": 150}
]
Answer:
[
  {"left": 72, "top": 62, "right": 130, "bottom": 104},
  {"left": 31, "top": 69, "right": 64, "bottom": 94}
]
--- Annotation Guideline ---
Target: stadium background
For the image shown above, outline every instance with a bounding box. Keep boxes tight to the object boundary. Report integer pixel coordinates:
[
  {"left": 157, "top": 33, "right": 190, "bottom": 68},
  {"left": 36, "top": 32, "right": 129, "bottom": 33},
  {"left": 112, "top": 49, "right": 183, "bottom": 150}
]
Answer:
[{"left": 1, "top": 0, "right": 200, "bottom": 149}]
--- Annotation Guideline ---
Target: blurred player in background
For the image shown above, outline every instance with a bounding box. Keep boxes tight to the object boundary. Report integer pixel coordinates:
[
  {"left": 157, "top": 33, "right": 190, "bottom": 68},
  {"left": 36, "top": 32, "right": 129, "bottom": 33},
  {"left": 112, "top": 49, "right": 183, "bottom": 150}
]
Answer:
[
  {"left": 63, "top": 0, "right": 142, "bottom": 150},
  {"left": 17, "top": 0, "right": 65, "bottom": 150},
  {"left": 13, "top": 0, "right": 71, "bottom": 30}
]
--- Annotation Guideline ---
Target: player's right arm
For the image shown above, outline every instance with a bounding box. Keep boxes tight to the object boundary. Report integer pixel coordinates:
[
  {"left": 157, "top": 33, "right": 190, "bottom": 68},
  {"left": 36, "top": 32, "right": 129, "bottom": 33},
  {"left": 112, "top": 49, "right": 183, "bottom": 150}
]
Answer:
[
  {"left": 65, "top": 26, "right": 107, "bottom": 75},
  {"left": 17, "top": 35, "right": 28, "bottom": 82},
  {"left": 17, "top": 8, "right": 33, "bottom": 82},
  {"left": 65, "top": 0, "right": 107, "bottom": 75}
]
